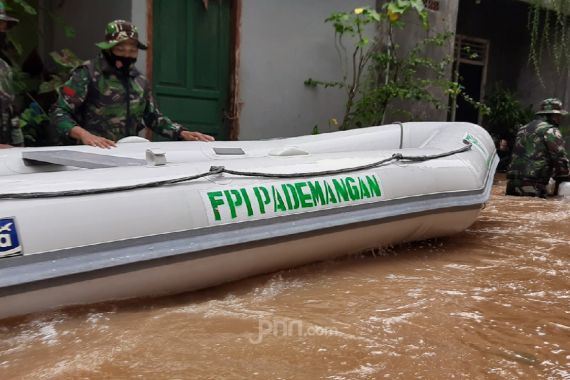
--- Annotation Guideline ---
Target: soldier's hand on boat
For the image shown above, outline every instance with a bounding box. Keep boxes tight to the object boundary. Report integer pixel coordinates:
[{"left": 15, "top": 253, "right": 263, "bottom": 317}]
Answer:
[
  {"left": 180, "top": 130, "right": 215, "bottom": 142},
  {"left": 71, "top": 126, "right": 117, "bottom": 149},
  {"left": 85, "top": 135, "right": 116, "bottom": 149},
  {"left": 80, "top": 133, "right": 116, "bottom": 149},
  {"left": 0, "top": 144, "right": 14, "bottom": 149}
]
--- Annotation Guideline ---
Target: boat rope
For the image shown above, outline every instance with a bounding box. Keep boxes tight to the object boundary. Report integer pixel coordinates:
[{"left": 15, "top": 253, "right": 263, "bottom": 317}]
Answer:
[{"left": 0, "top": 143, "right": 472, "bottom": 199}]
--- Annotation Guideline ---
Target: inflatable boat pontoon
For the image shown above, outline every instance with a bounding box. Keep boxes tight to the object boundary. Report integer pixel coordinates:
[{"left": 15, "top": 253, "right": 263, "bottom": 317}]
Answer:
[{"left": 0, "top": 122, "right": 498, "bottom": 319}]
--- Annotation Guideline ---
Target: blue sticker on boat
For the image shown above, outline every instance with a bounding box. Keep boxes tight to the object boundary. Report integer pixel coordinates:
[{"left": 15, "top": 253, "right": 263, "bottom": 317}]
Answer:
[{"left": 0, "top": 218, "right": 22, "bottom": 258}]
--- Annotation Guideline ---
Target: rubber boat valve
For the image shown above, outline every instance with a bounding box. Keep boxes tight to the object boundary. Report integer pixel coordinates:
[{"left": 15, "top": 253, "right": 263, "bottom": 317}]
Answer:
[{"left": 145, "top": 149, "right": 167, "bottom": 166}]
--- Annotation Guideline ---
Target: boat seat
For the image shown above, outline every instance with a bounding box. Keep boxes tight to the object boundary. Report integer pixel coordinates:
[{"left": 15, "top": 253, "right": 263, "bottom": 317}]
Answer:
[{"left": 22, "top": 150, "right": 147, "bottom": 169}]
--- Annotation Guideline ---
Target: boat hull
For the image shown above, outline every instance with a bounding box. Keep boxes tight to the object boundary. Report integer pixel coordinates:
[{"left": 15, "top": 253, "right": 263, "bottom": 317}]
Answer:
[{"left": 0, "top": 206, "right": 480, "bottom": 320}]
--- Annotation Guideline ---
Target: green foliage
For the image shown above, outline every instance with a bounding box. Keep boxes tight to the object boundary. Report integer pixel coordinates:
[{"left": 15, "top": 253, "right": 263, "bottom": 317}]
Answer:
[
  {"left": 18, "top": 101, "right": 48, "bottom": 145},
  {"left": 447, "top": 45, "right": 491, "bottom": 122},
  {"left": 457, "top": 90, "right": 491, "bottom": 118},
  {"left": 483, "top": 85, "right": 534, "bottom": 142},
  {"left": 349, "top": 31, "right": 457, "bottom": 128},
  {"left": 528, "top": 0, "right": 570, "bottom": 86},
  {"left": 384, "top": 0, "right": 428, "bottom": 29},
  {"left": 305, "top": 3, "right": 433, "bottom": 130},
  {"left": 306, "top": 2, "right": 484, "bottom": 130},
  {"left": 10, "top": 0, "right": 36, "bottom": 15},
  {"left": 5, "top": 1, "right": 80, "bottom": 146},
  {"left": 325, "top": 7, "right": 381, "bottom": 36}
]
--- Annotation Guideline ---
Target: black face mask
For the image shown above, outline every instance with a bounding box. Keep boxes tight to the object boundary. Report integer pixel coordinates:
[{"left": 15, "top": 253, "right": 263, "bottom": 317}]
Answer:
[
  {"left": 543, "top": 114, "right": 560, "bottom": 127},
  {"left": 104, "top": 51, "right": 137, "bottom": 75}
]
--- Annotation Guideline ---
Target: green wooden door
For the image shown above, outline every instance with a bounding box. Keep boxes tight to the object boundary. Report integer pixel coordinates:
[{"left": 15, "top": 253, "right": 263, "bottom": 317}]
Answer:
[{"left": 152, "top": 0, "right": 230, "bottom": 140}]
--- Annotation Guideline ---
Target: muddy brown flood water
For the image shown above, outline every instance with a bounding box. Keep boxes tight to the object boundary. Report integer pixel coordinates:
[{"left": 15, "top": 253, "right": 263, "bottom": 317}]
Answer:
[{"left": 0, "top": 175, "right": 569, "bottom": 379}]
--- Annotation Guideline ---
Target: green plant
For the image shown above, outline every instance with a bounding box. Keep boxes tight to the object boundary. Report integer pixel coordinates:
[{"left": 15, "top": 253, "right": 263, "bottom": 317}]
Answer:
[
  {"left": 18, "top": 100, "right": 48, "bottom": 145},
  {"left": 305, "top": 3, "right": 430, "bottom": 129},
  {"left": 305, "top": 1, "right": 481, "bottom": 130},
  {"left": 528, "top": 0, "right": 570, "bottom": 86},
  {"left": 351, "top": 31, "right": 459, "bottom": 128},
  {"left": 483, "top": 85, "right": 534, "bottom": 142},
  {"left": 304, "top": 6, "right": 382, "bottom": 129},
  {"left": 5, "top": 1, "right": 80, "bottom": 146}
]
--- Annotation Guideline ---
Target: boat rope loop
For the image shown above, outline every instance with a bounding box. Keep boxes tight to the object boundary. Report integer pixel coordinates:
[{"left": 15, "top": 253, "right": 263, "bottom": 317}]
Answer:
[{"left": 0, "top": 143, "right": 472, "bottom": 199}]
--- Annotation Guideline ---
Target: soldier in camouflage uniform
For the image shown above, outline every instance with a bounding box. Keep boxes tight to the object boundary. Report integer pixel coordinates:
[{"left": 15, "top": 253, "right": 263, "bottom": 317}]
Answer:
[
  {"left": 0, "top": 2, "right": 23, "bottom": 149},
  {"left": 506, "top": 98, "right": 570, "bottom": 198},
  {"left": 50, "top": 20, "right": 214, "bottom": 148}
]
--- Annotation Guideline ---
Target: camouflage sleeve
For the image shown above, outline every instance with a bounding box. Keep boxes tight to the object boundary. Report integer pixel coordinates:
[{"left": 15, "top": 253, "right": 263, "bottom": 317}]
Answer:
[
  {"left": 142, "top": 86, "right": 183, "bottom": 141},
  {"left": 0, "top": 60, "right": 14, "bottom": 101},
  {"left": 50, "top": 66, "right": 90, "bottom": 137},
  {"left": 545, "top": 127, "right": 570, "bottom": 179},
  {"left": 0, "top": 59, "right": 21, "bottom": 146}
]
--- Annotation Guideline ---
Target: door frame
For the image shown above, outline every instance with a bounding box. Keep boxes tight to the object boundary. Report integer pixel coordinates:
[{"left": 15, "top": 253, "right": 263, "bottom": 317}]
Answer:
[
  {"left": 145, "top": 0, "right": 241, "bottom": 140},
  {"left": 450, "top": 34, "right": 490, "bottom": 125}
]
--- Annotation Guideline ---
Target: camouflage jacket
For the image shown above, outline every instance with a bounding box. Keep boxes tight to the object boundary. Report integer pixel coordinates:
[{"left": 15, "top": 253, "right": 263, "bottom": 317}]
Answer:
[
  {"left": 507, "top": 118, "right": 570, "bottom": 183},
  {"left": 0, "top": 58, "right": 22, "bottom": 145},
  {"left": 50, "top": 54, "right": 183, "bottom": 142}
]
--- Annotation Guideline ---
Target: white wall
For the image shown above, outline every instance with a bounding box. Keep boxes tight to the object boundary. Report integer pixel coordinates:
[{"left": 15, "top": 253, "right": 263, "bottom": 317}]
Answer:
[
  {"left": 131, "top": 0, "right": 148, "bottom": 75},
  {"left": 238, "top": 0, "right": 375, "bottom": 139}
]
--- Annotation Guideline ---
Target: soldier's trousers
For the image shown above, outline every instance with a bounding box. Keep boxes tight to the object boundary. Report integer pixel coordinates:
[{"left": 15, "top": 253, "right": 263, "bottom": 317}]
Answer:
[{"left": 505, "top": 179, "right": 547, "bottom": 198}]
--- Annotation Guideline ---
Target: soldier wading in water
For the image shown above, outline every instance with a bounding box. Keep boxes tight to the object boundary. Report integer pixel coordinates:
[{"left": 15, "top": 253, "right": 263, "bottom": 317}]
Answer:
[
  {"left": 506, "top": 98, "right": 570, "bottom": 198},
  {"left": 51, "top": 20, "right": 214, "bottom": 148}
]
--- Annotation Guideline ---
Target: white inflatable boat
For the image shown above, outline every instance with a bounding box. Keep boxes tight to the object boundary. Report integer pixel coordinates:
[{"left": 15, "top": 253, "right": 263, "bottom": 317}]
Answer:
[{"left": 0, "top": 122, "right": 498, "bottom": 319}]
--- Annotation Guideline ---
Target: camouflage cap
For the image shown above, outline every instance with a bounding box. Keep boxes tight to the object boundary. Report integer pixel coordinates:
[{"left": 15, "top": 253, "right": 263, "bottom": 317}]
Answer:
[
  {"left": 0, "top": 1, "right": 20, "bottom": 29},
  {"left": 95, "top": 20, "right": 147, "bottom": 50},
  {"left": 536, "top": 98, "right": 568, "bottom": 116}
]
